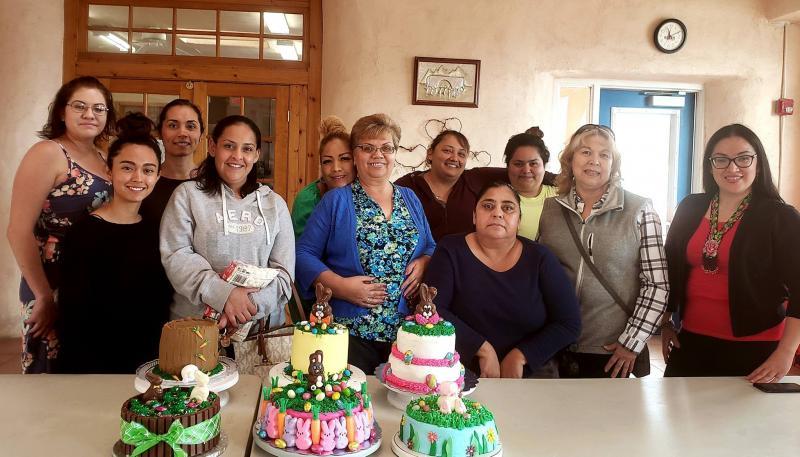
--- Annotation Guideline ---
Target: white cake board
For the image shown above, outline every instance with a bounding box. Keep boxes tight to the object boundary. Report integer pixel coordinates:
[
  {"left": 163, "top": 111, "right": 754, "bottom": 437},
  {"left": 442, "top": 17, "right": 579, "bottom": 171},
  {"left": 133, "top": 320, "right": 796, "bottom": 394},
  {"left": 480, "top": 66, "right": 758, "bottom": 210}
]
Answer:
[
  {"left": 390, "top": 433, "right": 501, "bottom": 457},
  {"left": 113, "top": 431, "right": 228, "bottom": 457},
  {"left": 252, "top": 422, "right": 381, "bottom": 457},
  {"left": 268, "top": 361, "right": 366, "bottom": 389},
  {"left": 134, "top": 357, "right": 239, "bottom": 407}
]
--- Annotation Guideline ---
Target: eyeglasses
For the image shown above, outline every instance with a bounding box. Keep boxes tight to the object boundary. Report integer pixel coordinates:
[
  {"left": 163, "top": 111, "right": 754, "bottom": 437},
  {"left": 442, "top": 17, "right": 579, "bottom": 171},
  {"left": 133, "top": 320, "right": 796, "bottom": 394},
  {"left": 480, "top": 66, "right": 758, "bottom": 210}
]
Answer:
[
  {"left": 354, "top": 143, "right": 397, "bottom": 155},
  {"left": 66, "top": 100, "right": 111, "bottom": 116},
  {"left": 709, "top": 154, "right": 756, "bottom": 169},
  {"left": 575, "top": 123, "right": 615, "bottom": 139}
]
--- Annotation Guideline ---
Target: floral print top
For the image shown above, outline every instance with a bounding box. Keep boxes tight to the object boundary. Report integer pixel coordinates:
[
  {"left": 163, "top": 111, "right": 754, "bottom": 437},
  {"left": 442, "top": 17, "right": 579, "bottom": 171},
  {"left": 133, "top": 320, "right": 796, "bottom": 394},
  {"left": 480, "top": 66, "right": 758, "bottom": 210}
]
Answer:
[
  {"left": 19, "top": 142, "right": 111, "bottom": 302},
  {"left": 338, "top": 179, "right": 419, "bottom": 341}
]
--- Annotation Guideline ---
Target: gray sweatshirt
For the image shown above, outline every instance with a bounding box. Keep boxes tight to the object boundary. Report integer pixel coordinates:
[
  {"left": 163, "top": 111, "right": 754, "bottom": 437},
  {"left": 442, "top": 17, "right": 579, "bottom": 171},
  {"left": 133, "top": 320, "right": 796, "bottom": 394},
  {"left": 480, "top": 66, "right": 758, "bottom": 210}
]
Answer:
[{"left": 160, "top": 182, "right": 295, "bottom": 324}]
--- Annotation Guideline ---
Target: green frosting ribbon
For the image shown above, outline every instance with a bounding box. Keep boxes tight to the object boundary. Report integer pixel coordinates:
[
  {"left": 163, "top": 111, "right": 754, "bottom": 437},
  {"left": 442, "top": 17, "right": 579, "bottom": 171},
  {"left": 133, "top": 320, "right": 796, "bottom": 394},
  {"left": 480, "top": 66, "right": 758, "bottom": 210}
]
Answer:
[{"left": 120, "top": 413, "right": 220, "bottom": 457}]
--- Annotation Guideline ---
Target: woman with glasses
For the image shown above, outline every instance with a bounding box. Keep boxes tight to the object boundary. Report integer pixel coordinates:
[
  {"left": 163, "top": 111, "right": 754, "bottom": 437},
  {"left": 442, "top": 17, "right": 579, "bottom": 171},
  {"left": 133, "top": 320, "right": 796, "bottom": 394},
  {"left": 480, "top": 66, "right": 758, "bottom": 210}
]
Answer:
[
  {"left": 503, "top": 129, "right": 558, "bottom": 240},
  {"left": 425, "top": 181, "right": 580, "bottom": 379},
  {"left": 662, "top": 124, "right": 800, "bottom": 381},
  {"left": 538, "top": 124, "right": 669, "bottom": 378},
  {"left": 296, "top": 113, "right": 436, "bottom": 373},
  {"left": 8, "top": 76, "right": 114, "bottom": 373},
  {"left": 139, "top": 99, "right": 205, "bottom": 228}
]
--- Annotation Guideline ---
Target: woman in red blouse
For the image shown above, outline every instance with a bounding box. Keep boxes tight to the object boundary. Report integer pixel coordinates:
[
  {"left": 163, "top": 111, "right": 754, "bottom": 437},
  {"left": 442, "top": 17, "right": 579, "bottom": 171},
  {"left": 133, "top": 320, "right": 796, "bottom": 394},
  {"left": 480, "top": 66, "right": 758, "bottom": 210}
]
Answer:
[{"left": 662, "top": 124, "right": 800, "bottom": 382}]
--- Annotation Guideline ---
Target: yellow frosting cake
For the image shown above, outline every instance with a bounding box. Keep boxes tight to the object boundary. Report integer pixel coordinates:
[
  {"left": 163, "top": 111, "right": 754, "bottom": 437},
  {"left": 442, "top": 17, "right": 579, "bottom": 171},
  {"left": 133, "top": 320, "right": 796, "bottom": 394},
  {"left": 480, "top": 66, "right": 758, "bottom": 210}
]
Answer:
[{"left": 289, "top": 322, "right": 348, "bottom": 377}]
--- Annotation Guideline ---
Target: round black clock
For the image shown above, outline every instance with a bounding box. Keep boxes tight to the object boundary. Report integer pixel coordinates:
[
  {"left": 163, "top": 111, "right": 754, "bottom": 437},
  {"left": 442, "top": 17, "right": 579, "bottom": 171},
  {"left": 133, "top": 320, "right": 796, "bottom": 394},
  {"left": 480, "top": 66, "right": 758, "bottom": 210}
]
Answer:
[{"left": 654, "top": 18, "right": 687, "bottom": 54}]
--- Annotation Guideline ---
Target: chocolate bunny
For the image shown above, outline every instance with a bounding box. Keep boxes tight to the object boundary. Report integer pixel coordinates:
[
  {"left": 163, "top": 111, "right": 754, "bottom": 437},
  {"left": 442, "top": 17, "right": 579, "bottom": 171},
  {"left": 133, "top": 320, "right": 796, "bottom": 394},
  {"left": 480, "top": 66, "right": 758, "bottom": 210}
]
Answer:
[
  {"left": 309, "top": 283, "right": 333, "bottom": 325},
  {"left": 413, "top": 283, "right": 441, "bottom": 325},
  {"left": 142, "top": 372, "right": 164, "bottom": 402},
  {"left": 307, "top": 350, "right": 325, "bottom": 390}
]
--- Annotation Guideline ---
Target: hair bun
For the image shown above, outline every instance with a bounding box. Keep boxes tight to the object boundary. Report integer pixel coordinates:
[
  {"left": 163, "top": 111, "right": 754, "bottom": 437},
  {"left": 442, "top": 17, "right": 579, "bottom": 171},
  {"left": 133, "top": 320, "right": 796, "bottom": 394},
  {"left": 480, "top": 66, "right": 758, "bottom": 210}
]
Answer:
[
  {"left": 525, "top": 126, "right": 544, "bottom": 139},
  {"left": 116, "top": 112, "right": 155, "bottom": 139},
  {"left": 319, "top": 115, "right": 347, "bottom": 137}
]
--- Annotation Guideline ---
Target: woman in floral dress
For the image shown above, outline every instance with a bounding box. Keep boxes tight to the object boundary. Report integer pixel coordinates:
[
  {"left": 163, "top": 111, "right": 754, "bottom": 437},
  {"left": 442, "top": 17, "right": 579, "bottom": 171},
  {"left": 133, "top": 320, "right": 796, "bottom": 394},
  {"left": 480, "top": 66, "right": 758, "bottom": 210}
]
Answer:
[
  {"left": 296, "top": 113, "right": 436, "bottom": 373},
  {"left": 7, "top": 76, "right": 114, "bottom": 373}
]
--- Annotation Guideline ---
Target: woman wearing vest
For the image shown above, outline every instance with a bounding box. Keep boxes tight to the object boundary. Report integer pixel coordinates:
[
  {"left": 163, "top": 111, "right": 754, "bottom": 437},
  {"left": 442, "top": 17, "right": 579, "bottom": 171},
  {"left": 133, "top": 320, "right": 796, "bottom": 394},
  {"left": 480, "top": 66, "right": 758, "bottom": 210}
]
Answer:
[
  {"left": 538, "top": 124, "right": 669, "bottom": 378},
  {"left": 662, "top": 124, "right": 800, "bottom": 382}
]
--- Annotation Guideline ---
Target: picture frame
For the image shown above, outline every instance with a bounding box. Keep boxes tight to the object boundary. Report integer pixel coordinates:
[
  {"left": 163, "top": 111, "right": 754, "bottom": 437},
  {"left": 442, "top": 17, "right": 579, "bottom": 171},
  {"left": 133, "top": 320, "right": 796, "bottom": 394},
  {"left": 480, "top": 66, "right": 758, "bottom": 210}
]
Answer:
[{"left": 413, "top": 56, "right": 481, "bottom": 108}]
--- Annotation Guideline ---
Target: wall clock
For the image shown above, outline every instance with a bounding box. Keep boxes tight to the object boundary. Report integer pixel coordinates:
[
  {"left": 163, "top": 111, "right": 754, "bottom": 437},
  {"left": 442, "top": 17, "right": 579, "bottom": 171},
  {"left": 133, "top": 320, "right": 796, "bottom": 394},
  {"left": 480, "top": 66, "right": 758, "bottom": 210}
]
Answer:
[{"left": 654, "top": 19, "right": 687, "bottom": 54}]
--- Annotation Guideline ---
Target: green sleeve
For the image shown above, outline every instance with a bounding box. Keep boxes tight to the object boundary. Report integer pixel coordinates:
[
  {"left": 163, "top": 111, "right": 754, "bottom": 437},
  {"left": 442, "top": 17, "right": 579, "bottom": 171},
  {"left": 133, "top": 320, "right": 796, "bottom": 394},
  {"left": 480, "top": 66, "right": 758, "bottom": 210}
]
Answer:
[{"left": 291, "top": 180, "right": 322, "bottom": 240}]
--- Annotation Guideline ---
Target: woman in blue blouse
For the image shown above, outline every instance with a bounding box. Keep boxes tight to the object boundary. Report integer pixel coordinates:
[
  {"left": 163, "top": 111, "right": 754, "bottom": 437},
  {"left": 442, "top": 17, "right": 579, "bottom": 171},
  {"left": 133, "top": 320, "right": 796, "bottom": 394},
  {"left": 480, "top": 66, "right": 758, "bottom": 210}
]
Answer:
[
  {"left": 296, "top": 113, "right": 436, "bottom": 373},
  {"left": 425, "top": 182, "right": 581, "bottom": 378}
]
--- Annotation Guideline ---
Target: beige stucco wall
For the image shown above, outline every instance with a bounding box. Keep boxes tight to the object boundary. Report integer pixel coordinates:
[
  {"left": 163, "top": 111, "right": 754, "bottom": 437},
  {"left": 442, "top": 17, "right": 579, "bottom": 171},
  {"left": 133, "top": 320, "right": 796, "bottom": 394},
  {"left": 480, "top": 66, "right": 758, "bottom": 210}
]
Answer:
[
  {"left": 0, "top": 0, "right": 64, "bottom": 338},
  {"left": 322, "top": 0, "right": 785, "bottom": 179},
  {"left": 780, "top": 23, "right": 800, "bottom": 208}
]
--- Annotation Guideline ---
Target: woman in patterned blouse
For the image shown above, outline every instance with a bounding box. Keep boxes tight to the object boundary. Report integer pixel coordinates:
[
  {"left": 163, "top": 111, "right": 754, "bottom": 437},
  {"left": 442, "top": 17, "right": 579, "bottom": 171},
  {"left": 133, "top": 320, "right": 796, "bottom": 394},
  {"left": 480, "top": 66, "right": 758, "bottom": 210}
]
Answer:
[
  {"left": 8, "top": 76, "right": 115, "bottom": 373},
  {"left": 296, "top": 113, "right": 436, "bottom": 373}
]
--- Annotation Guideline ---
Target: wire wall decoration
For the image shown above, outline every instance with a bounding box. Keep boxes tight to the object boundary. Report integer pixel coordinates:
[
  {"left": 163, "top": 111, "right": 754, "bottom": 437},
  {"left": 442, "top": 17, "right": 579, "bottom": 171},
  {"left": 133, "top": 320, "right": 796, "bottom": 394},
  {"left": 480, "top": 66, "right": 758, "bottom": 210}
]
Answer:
[{"left": 394, "top": 117, "right": 492, "bottom": 175}]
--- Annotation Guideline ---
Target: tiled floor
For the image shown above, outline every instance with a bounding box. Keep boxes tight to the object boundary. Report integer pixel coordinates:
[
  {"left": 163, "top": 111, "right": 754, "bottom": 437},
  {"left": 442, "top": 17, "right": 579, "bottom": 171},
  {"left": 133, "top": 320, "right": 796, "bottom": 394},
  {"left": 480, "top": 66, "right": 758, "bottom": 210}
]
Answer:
[{"left": 0, "top": 336, "right": 668, "bottom": 377}]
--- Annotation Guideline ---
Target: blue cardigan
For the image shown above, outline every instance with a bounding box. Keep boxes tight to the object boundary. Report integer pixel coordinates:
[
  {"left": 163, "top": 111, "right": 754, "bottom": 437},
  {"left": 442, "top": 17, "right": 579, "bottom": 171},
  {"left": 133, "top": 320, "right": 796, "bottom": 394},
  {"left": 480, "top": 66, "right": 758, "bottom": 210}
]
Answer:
[{"left": 296, "top": 183, "right": 436, "bottom": 319}]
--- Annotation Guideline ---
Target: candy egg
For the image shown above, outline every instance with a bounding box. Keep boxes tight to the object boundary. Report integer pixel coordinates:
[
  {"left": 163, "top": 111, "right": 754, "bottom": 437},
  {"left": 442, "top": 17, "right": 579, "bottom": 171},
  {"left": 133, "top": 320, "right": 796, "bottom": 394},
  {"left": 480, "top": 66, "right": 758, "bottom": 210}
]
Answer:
[
  {"left": 302, "top": 392, "right": 312, "bottom": 400},
  {"left": 418, "top": 400, "right": 426, "bottom": 406},
  {"left": 315, "top": 392, "right": 325, "bottom": 401},
  {"left": 271, "top": 387, "right": 283, "bottom": 394},
  {"left": 348, "top": 442, "right": 360, "bottom": 451},
  {"left": 296, "top": 387, "right": 305, "bottom": 394},
  {"left": 314, "top": 389, "right": 323, "bottom": 396},
  {"left": 304, "top": 402, "right": 312, "bottom": 412},
  {"left": 425, "top": 323, "right": 434, "bottom": 329},
  {"left": 343, "top": 369, "right": 352, "bottom": 376},
  {"left": 422, "top": 405, "right": 431, "bottom": 412},
  {"left": 287, "top": 390, "right": 296, "bottom": 399},
  {"left": 463, "top": 413, "right": 471, "bottom": 420},
  {"left": 331, "top": 374, "right": 339, "bottom": 381},
  {"left": 332, "top": 392, "right": 341, "bottom": 400},
  {"left": 333, "top": 385, "right": 341, "bottom": 392},
  {"left": 321, "top": 323, "right": 327, "bottom": 330},
  {"left": 275, "top": 439, "right": 287, "bottom": 449},
  {"left": 258, "top": 430, "right": 267, "bottom": 439},
  {"left": 327, "top": 328, "right": 336, "bottom": 334},
  {"left": 325, "top": 384, "right": 333, "bottom": 392},
  {"left": 312, "top": 328, "right": 318, "bottom": 334},
  {"left": 412, "top": 405, "right": 420, "bottom": 411},
  {"left": 343, "top": 387, "right": 352, "bottom": 397},
  {"left": 425, "top": 374, "right": 437, "bottom": 389},
  {"left": 304, "top": 325, "right": 310, "bottom": 331}
]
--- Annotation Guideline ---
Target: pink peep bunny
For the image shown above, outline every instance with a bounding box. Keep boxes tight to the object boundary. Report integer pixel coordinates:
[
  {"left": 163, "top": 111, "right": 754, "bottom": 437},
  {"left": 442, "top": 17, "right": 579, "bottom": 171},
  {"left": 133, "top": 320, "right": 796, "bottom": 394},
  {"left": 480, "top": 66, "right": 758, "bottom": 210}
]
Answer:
[
  {"left": 320, "top": 419, "right": 336, "bottom": 452},
  {"left": 361, "top": 411, "right": 372, "bottom": 441},
  {"left": 334, "top": 417, "right": 348, "bottom": 449},
  {"left": 282, "top": 416, "right": 297, "bottom": 447},
  {"left": 266, "top": 404, "right": 279, "bottom": 439},
  {"left": 354, "top": 412, "right": 365, "bottom": 443},
  {"left": 295, "top": 417, "right": 312, "bottom": 450}
]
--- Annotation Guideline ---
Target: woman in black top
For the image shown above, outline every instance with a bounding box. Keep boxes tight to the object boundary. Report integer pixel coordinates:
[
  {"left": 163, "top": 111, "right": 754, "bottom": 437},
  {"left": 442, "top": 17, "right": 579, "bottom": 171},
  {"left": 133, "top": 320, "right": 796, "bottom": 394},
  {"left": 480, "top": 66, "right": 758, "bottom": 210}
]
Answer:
[
  {"left": 139, "top": 99, "right": 204, "bottom": 225},
  {"left": 57, "top": 113, "right": 173, "bottom": 373},
  {"left": 663, "top": 124, "right": 800, "bottom": 382}
]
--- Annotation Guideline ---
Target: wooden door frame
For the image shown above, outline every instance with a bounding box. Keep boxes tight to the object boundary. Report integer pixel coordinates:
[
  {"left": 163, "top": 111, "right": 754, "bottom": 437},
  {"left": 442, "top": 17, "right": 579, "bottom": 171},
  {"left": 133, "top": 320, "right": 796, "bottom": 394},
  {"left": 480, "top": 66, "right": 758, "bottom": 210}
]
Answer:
[{"left": 64, "top": 0, "right": 322, "bottom": 204}]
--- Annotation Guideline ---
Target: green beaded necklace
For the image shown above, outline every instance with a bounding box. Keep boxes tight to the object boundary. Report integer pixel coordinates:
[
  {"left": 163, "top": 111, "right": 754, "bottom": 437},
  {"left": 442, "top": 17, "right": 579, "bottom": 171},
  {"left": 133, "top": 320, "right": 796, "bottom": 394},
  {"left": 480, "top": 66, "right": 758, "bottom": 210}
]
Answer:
[{"left": 702, "top": 192, "right": 751, "bottom": 274}]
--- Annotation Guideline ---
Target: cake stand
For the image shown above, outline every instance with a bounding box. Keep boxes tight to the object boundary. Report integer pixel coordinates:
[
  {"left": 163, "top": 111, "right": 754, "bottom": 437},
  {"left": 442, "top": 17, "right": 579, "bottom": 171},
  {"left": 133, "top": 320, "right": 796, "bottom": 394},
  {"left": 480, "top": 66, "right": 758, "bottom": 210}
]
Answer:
[
  {"left": 252, "top": 422, "right": 381, "bottom": 457},
  {"left": 390, "top": 433, "right": 502, "bottom": 457},
  {"left": 374, "top": 363, "right": 477, "bottom": 410},
  {"left": 112, "top": 431, "right": 229, "bottom": 457},
  {"left": 268, "top": 361, "right": 366, "bottom": 389},
  {"left": 134, "top": 357, "right": 239, "bottom": 407}
]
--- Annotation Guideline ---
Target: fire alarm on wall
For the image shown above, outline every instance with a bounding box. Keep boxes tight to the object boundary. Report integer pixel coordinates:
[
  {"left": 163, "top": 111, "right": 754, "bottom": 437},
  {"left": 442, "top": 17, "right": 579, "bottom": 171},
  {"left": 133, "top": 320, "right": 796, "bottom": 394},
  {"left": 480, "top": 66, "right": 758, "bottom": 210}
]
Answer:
[{"left": 776, "top": 98, "right": 794, "bottom": 115}]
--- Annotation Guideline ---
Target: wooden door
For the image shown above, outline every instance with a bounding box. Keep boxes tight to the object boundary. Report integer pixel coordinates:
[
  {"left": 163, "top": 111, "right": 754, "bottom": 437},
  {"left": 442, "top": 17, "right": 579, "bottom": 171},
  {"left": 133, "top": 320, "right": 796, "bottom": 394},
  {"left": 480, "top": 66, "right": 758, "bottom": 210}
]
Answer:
[{"left": 101, "top": 79, "right": 291, "bottom": 200}]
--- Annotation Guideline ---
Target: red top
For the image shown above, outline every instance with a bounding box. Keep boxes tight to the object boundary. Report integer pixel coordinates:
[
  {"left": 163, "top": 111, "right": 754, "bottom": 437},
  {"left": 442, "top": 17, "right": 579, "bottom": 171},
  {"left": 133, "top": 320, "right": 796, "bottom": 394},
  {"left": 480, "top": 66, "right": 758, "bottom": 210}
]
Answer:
[{"left": 682, "top": 217, "right": 784, "bottom": 341}]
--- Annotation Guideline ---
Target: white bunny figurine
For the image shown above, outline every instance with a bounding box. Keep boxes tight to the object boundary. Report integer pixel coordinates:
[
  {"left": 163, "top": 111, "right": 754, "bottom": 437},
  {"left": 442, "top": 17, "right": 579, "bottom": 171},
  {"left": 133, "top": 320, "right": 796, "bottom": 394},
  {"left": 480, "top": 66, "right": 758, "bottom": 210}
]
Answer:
[{"left": 189, "top": 370, "right": 210, "bottom": 403}]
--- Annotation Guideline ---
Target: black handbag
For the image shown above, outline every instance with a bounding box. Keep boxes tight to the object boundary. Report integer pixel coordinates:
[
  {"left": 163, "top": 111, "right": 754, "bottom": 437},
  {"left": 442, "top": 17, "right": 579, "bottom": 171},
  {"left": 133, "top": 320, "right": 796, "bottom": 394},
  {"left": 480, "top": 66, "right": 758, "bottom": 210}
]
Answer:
[{"left": 559, "top": 205, "right": 651, "bottom": 377}]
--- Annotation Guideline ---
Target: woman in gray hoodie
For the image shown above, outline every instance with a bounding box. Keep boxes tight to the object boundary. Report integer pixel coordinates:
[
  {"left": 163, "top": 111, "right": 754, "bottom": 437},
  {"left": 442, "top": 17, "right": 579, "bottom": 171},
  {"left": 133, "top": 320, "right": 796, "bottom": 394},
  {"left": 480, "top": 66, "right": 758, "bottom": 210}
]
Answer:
[{"left": 160, "top": 115, "right": 294, "bottom": 333}]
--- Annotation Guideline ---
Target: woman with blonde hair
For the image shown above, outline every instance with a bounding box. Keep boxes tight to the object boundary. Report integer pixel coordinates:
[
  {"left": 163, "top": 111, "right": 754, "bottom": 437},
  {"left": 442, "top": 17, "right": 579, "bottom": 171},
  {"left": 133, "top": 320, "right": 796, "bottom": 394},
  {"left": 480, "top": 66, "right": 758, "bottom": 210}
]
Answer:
[
  {"left": 291, "top": 116, "right": 355, "bottom": 239},
  {"left": 538, "top": 124, "right": 668, "bottom": 378},
  {"left": 296, "top": 113, "right": 435, "bottom": 373}
]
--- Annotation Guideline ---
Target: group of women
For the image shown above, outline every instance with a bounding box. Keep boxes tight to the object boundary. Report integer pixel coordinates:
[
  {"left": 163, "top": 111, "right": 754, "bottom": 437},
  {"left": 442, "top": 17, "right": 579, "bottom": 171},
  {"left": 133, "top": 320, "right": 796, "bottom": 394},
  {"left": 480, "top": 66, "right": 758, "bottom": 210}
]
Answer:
[{"left": 10, "top": 76, "right": 799, "bottom": 384}]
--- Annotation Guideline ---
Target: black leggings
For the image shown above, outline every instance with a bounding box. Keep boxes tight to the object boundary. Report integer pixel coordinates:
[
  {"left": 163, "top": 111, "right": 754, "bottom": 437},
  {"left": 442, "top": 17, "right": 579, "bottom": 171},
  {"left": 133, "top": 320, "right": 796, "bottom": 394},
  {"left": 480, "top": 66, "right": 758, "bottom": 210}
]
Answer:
[
  {"left": 664, "top": 330, "right": 778, "bottom": 377},
  {"left": 347, "top": 335, "right": 392, "bottom": 375}
]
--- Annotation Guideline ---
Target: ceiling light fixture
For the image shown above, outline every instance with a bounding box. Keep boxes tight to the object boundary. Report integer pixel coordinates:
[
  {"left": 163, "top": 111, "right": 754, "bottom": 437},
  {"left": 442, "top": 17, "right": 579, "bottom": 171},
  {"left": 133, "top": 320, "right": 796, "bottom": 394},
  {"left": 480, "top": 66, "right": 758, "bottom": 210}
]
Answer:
[
  {"left": 102, "top": 33, "right": 130, "bottom": 51},
  {"left": 276, "top": 40, "right": 298, "bottom": 60},
  {"left": 264, "top": 12, "right": 289, "bottom": 34}
]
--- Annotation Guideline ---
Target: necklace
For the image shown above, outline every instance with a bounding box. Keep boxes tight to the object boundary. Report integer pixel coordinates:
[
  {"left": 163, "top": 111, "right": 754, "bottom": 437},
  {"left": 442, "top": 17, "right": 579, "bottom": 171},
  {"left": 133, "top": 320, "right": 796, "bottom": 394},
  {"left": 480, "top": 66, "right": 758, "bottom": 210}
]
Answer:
[{"left": 702, "top": 192, "right": 751, "bottom": 274}]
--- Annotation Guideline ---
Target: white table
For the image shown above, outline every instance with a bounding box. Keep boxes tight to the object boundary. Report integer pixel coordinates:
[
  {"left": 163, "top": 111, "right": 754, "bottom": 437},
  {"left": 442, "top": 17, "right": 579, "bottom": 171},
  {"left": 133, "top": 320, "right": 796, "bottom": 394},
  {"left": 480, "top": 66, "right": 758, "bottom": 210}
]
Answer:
[
  {"left": 0, "top": 374, "right": 260, "bottom": 457},
  {"left": 250, "top": 376, "right": 800, "bottom": 457}
]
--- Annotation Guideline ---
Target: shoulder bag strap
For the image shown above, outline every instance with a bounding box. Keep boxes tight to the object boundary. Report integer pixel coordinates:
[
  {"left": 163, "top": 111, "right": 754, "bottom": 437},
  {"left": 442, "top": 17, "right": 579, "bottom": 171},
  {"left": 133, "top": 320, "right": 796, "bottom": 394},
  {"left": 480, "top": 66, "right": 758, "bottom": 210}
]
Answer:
[{"left": 560, "top": 205, "right": 629, "bottom": 314}]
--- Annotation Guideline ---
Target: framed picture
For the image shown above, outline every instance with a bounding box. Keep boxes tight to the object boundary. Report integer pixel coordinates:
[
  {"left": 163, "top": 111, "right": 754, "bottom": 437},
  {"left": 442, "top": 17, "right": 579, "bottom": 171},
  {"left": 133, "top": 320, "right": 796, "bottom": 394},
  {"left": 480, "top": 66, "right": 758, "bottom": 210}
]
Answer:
[{"left": 413, "top": 57, "right": 481, "bottom": 108}]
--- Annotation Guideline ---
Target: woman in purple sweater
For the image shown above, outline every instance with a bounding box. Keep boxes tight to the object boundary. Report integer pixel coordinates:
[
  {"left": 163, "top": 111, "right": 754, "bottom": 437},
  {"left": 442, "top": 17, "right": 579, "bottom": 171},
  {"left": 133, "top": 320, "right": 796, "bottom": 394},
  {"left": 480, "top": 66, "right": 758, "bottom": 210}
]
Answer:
[{"left": 424, "top": 182, "right": 581, "bottom": 378}]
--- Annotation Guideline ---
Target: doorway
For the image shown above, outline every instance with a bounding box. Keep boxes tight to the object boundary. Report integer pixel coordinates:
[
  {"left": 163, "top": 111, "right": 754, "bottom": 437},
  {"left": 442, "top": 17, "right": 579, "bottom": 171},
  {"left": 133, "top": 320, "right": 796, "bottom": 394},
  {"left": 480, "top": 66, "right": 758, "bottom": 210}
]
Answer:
[
  {"left": 103, "top": 79, "right": 291, "bottom": 199},
  {"left": 599, "top": 89, "right": 696, "bottom": 225}
]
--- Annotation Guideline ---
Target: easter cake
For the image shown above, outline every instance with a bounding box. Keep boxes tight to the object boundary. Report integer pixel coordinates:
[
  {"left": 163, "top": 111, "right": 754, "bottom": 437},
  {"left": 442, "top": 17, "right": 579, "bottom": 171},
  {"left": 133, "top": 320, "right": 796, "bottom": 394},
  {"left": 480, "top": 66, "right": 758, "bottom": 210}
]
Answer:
[
  {"left": 284, "top": 284, "right": 351, "bottom": 382},
  {"left": 157, "top": 318, "right": 222, "bottom": 379},
  {"left": 382, "top": 285, "right": 465, "bottom": 394},
  {"left": 393, "top": 385, "right": 501, "bottom": 456},
  {"left": 256, "top": 351, "right": 380, "bottom": 455},
  {"left": 118, "top": 373, "right": 222, "bottom": 456}
]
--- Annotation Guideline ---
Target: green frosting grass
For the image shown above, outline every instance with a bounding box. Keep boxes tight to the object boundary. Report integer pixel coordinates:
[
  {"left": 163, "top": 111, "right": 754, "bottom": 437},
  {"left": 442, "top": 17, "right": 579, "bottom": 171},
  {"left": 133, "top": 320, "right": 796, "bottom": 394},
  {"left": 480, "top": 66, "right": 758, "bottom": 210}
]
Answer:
[
  {"left": 405, "top": 395, "right": 494, "bottom": 429},
  {"left": 400, "top": 320, "right": 456, "bottom": 336},
  {"left": 153, "top": 362, "right": 224, "bottom": 381},
  {"left": 130, "top": 388, "right": 218, "bottom": 417},
  {"left": 269, "top": 381, "right": 364, "bottom": 413}
]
